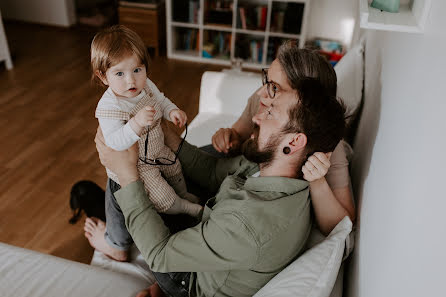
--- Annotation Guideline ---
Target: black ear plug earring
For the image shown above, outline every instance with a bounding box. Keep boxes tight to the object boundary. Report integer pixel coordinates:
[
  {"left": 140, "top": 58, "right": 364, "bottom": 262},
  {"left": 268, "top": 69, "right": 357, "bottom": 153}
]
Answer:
[{"left": 283, "top": 146, "right": 291, "bottom": 154}]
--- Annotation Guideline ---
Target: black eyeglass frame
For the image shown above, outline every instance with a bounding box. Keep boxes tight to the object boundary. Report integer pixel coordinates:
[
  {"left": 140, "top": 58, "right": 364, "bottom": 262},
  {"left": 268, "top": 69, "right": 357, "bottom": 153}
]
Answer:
[
  {"left": 262, "top": 68, "right": 277, "bottom": 99},
  {"left": 139, "top": 123, "right": 188, "bottom": 166}
]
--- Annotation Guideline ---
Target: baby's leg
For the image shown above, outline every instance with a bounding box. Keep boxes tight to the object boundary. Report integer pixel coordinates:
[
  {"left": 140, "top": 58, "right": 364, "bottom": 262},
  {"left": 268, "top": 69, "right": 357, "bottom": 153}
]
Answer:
[
  {"left": 165, "top": 173, "right": 200, "bottom": 204},
  {"left": 160, "top": 156, "right": 200, "bottom": 204},
  {"left": 166, "top": 194, "right": 203, "bottom": 217},
  {"left": 140, "top": 167, "right": 202, "bottom": 217},
  {"left": 84, "top": 178, "right": 131, "bottom": 261}
]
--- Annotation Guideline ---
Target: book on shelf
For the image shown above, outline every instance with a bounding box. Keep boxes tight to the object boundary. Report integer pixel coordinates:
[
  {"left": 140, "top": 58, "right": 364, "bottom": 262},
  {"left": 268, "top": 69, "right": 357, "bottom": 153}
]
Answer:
[
  {"left": 249, "top": 40, "right": 263, "bottom": 63},
  {"left": 267, "top": 37, "right": 286, "bottom": 62},
  {"left": 189, "top": 0, "right": 199, "bottom": 23},
  {"left": 239, "top": 7, "right": 247, "bottom": 29},
  {"left": 203, "top": 31, "right": 230, "bottom": 59},
  {"left": 260, "top": 6, "right": 267, "bottom": 30},
  {"left": 177, "top": 29, "right": 198, "bottom": 52},
  {"left": 238, "top": 5, "right": 267, "bottom": 31}
]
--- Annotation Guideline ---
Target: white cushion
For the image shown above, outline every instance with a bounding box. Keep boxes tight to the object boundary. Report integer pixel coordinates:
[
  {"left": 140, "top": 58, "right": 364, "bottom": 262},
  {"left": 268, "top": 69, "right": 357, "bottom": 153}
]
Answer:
[
  {"left": 253, "top": 216, "right": 353, "bottom": 297},
  {"left": 335, "top": 41, "right": 365, "bottom": 125},
  {"left": 0, "top": 242, "right": 148, "bottom": 297}
]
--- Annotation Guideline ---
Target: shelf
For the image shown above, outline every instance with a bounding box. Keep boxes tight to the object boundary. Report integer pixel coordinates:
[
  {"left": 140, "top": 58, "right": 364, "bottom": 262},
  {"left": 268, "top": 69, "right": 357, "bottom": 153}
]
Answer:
[
  {"left": 236, "top": 28, "right": 266, "bottom": 36},
  {"left": 272, "top": 0, "right": 307, "bottom": 3},
  {"left": 167, "top": 0, "right": 311, "bottom": 68},
  {"left": 203, "top": 24, "right": 232, "bottom": 32},
  {"left": 172, "top": 49, "right": 200, "bottom": 58},
  {"left": 360, "top": 0, "right": 432, "bottom": 33},
  {"left": 241, "top": 62, "right": 267, "bottom": 70},
  {"left": 172, "top": 21, "right": 200, "bottom": 29},
  {"left": 269, "top": 31, "right": 300, "bottom": 39}
]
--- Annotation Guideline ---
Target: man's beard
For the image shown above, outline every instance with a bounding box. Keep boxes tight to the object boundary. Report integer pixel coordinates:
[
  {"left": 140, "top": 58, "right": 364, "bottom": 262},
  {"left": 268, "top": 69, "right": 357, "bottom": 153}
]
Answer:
[{"left": 241, "top": 125, "right": 282, "bottom": 167}]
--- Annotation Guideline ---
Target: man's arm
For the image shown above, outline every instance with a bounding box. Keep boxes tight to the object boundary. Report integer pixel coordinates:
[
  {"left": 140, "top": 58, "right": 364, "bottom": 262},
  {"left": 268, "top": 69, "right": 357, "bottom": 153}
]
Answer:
[
  {"left": 211, "top": 90, "right": 259, "bottom": 154},
  {"left": 98, "top": 118, "right": 140, "bottom": 151},
  {"left": 115, "top": 181, "right": 258, "bottom": 272},
  {"left": 96, "top": 127, "right": 257, "bottom": 272},
  {"left": 163, "top": 120, "right": 243, "bottom": 193}
]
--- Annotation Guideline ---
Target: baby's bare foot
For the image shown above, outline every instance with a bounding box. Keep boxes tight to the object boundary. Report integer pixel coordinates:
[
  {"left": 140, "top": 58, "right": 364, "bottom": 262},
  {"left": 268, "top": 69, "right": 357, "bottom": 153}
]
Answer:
[{"left": 84, "top": 217, "right": 128, "bottom": 262}]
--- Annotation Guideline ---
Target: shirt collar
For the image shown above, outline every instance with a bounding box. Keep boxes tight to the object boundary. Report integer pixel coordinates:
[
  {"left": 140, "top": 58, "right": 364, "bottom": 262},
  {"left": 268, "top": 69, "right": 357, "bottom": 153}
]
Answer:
[
  {"left": 241, "top": 159, "right": 309, "bottom": 196},
  {"left": 244, "top": 176, "right": 308, "bottom": 196}
]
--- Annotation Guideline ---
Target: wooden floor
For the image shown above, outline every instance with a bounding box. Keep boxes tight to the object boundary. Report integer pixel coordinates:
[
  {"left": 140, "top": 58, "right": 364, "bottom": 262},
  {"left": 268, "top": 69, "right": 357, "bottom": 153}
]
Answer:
[{"left": 0, "top": 22, "right": 226, "bottom": 264}]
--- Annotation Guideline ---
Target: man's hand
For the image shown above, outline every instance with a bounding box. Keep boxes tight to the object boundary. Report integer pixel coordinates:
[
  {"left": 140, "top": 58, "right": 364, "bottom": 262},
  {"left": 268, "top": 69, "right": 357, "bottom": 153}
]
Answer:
[
  {"left": 302, "top": 152, "right": 332, "bottom": 182},
  {"left": 211, "top": 128, "right": 241, "bottom": 154},
  {"left": 135, "top": 105, "right": 156, "bottom": 127},
  {"left": 169, "top": 109, "right": 187, "bottom": 127},
  {"left": 95, "top": 127, "right": 139, "bottom": 187}
]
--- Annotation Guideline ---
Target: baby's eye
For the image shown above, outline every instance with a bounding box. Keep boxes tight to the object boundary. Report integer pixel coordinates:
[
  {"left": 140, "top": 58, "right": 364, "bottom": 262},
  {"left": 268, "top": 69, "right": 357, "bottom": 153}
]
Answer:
[
  {"left": 116, "top": 71, "right": 124, "bottom": 77},
  {"left": 134, "top": 68, "right": 141, "bottom": 73}
]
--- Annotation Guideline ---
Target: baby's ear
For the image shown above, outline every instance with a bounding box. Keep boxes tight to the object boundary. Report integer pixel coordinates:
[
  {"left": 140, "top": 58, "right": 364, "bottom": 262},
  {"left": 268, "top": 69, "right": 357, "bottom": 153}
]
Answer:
[{"left": 95, "top": 70, "right": 108, "bottom": 86}]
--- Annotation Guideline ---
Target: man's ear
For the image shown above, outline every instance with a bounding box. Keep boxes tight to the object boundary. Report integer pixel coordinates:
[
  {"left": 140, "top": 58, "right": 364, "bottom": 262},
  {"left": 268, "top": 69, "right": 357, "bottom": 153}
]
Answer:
[
  {"left": 288, "top": 133, "right": 307, "bottom": 154},
  {"left": 95, "top": 70, "right": 108, "bottom": 86}
]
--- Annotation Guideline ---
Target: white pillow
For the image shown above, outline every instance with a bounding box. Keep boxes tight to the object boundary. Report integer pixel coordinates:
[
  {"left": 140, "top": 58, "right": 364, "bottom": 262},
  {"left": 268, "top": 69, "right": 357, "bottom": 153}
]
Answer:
[
  {"left": 335, "top": 41, "right": 365, "bottom": 125},
  {"left": 253, "top": 216, "right": 353, "bottom": 297}
]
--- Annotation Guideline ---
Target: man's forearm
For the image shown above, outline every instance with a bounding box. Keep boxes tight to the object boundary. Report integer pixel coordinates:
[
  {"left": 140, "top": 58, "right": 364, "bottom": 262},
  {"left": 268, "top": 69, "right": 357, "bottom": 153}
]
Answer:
[{"left": 115, "top": 181, "right": 172, "bottom": 268}]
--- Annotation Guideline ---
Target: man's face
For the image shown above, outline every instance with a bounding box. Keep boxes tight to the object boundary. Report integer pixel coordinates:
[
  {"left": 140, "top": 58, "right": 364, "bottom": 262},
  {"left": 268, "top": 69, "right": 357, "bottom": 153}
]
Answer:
[{"left": 242, "top": 61, "right": 298, "bottom": 166}]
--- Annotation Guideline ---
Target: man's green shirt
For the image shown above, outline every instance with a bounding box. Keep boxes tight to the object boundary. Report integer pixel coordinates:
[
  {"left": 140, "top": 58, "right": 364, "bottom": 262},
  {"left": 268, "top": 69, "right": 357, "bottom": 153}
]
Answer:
[{"left": 115, "top": 142, "right": 312, "bottom": 297}]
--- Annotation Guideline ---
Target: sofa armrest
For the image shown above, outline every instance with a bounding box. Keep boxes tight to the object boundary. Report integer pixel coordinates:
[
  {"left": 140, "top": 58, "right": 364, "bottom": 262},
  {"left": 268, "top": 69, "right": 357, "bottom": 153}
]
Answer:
[{"left": 0, "top": 243, "right": 148, "bottom": 297}]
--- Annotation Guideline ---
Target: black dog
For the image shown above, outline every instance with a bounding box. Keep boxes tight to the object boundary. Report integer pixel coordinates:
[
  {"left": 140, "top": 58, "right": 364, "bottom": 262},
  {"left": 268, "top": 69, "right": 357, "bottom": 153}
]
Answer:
[{"left": 69, "top": 180, "right": 106, "bottom": 224}]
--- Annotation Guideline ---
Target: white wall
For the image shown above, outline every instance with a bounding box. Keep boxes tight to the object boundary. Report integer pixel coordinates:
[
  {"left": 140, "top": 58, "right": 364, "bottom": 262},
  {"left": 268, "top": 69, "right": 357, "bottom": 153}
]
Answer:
[
  {"left": 307, "top": 0, "right": 359, "bottom": 49},
  {"left": 345, "top": 0, "right": 446, "bottom": 296},
  {"left": 0, "top": 0, "right": 76, "bottom": 27}
]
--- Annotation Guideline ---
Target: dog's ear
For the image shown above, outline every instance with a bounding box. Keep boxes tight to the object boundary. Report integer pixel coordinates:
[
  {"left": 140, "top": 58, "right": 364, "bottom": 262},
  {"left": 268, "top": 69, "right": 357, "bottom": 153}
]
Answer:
[{"left": 69, "top": 181, "right": 106, "bottom": 224}]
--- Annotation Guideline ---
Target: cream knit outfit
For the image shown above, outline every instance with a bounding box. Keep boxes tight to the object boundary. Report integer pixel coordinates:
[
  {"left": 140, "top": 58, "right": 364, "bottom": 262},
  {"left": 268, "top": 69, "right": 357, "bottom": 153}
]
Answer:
[{"left": 96, "top": 79, "right": 192, "bottom": 212}]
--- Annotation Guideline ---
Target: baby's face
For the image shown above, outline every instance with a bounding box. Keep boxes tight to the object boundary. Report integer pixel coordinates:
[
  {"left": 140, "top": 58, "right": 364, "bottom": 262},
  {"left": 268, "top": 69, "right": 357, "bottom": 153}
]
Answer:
[{"left": 104, "top": 53, "right": 147, "bottom": 99}]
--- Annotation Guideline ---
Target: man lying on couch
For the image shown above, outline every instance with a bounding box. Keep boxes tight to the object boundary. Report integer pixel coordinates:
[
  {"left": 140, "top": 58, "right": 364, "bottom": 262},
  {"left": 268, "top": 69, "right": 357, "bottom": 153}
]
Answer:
[{"left": 93, "top": 60, "right": 346, "bottom": 297}]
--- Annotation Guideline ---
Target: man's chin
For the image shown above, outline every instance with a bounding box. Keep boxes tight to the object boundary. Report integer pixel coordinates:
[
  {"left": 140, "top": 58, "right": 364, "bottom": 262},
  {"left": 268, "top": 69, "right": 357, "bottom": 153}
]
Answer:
[{"left": 242, "top": 139, "right": 274, "bottom": 165}]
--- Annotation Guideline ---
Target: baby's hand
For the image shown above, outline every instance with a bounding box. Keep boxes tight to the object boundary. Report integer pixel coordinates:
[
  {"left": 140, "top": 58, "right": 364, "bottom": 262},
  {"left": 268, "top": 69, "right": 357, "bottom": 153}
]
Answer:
[
  {"left": 169, "top": 109, "right": 187, "bottom": 127},
  {"left": 135, "top": 106, "right": 156, "bottom": 127}
]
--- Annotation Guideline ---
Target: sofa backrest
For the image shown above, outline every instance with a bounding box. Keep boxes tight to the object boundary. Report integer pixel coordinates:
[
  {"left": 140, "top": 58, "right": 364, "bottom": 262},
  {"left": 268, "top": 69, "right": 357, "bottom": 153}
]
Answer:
[{"left": 199, "top": 70, "right": 262, "bottom": 116}]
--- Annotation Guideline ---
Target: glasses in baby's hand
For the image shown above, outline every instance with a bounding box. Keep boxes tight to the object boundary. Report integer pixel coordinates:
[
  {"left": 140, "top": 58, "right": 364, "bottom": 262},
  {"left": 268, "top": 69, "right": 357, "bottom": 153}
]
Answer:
[{"left": 139, "top": 123, "right": 187, "bottom": 166}]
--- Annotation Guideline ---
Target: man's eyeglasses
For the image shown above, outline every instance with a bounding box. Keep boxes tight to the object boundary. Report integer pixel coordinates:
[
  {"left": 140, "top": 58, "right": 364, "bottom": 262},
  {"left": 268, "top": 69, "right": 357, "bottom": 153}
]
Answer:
[
  {"left": 262, "top": 68, "right": 278, "bottom": 99},
  {"left": 139, "top": 123, "right": 187, "bottom": 166}
]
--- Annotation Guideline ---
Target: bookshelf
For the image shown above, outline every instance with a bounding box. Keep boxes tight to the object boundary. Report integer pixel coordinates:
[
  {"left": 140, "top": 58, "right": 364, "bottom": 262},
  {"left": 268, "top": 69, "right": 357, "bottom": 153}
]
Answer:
[{"left": 166, "top": 0, "right": 311, "bottom": 69}]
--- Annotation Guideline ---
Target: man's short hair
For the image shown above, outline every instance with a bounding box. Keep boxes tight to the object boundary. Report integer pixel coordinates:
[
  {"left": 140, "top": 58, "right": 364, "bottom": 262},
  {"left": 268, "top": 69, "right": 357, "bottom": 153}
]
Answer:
[
  {"left": 282, "top": 78, "right": 346, "bottom": 156},
  {"left": 277, "top": 42, "right": 345, "bottom": 155}
]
